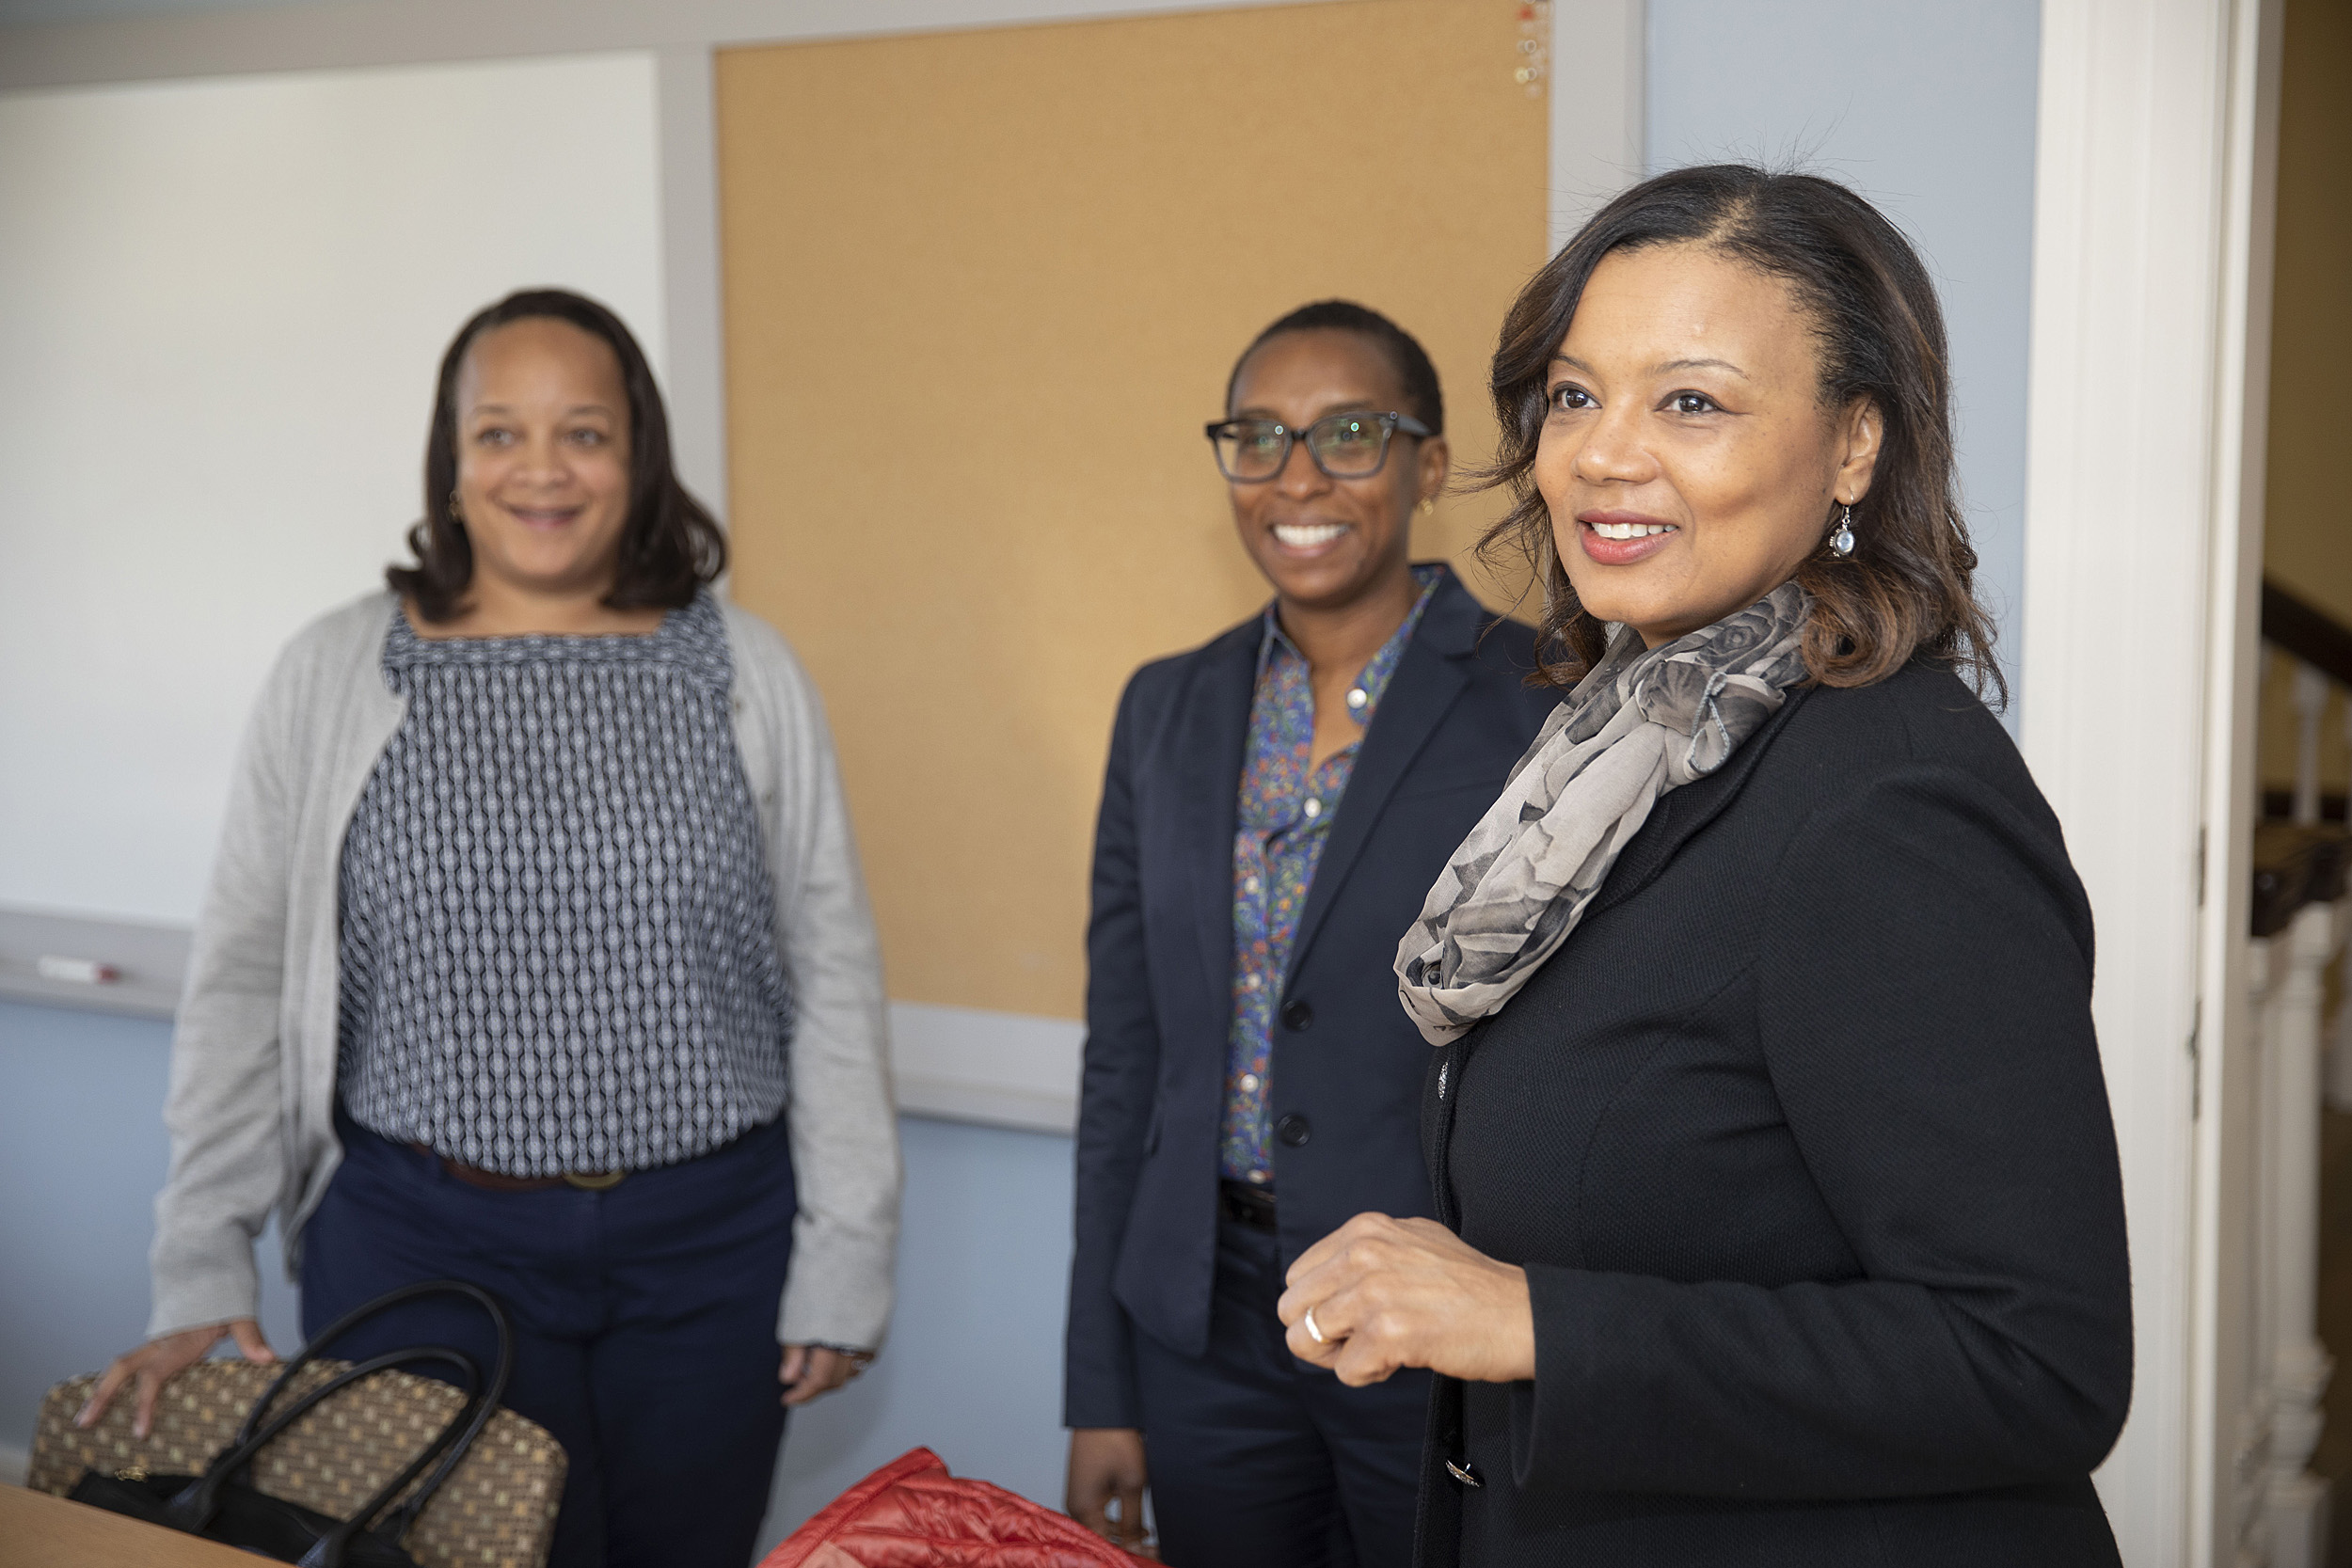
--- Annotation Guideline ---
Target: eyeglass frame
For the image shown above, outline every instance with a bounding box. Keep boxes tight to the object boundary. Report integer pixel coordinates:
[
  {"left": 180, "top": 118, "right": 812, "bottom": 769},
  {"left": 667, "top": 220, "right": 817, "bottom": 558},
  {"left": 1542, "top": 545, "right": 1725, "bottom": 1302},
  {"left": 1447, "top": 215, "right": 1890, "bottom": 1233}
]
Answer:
[{"left": 1202, "top": 409, "right": 1435, "bottom": 483}]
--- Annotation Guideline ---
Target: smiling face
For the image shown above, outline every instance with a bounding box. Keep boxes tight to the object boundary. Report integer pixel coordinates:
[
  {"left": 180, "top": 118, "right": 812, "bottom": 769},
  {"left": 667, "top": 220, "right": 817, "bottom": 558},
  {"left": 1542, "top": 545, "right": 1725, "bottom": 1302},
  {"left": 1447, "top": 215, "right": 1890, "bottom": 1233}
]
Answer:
[
  {"left": 450, "top": 316, "right": 635, "bottom": 603},
  {"left": 1535, "top": 243, "right": 1882, "bottom": 647},
  {"left": 1226, "top": 328, "right": 1448, "bottom": 613}
]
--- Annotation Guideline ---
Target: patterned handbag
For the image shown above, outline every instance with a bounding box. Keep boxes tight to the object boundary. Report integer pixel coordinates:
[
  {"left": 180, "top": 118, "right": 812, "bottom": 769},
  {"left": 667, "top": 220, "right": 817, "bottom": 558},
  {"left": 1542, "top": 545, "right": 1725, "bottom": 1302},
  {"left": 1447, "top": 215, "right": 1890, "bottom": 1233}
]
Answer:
[{"left": 28, "top": 1280, "right": 566, "bottom": 1568}]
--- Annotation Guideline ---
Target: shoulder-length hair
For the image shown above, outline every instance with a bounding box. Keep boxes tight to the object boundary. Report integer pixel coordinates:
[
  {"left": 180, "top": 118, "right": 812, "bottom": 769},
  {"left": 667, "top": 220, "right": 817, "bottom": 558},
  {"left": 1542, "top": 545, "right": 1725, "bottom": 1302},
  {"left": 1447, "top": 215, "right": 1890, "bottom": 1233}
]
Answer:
[
  {"left": 389, "top": 288, "right": 725, "bottom": 621},
  {"left": 1483, "top": 164, "right": 2000, "bottom": 702}
]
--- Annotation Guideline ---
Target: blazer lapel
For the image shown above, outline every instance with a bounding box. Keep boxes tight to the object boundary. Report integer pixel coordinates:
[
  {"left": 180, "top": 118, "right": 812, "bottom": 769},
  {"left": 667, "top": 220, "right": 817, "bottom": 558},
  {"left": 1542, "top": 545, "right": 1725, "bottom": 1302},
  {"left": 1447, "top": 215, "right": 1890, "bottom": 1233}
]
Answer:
[
  {"left": 1173, "top": 623, "right": 1259, "bottom": 1014},
  {"left": 1281, "top": 573, "right": 1479, "bottom": 988},
  {"left": 1588, "top": 682, "right": 1814, "bottom": 917}
]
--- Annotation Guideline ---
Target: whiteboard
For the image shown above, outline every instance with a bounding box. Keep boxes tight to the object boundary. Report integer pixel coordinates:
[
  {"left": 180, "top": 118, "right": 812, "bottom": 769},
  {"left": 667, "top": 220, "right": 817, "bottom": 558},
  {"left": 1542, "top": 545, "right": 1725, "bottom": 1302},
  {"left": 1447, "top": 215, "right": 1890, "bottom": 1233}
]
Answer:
[{"left": 0, "top": 52, "right": 666, "bottom": 924}]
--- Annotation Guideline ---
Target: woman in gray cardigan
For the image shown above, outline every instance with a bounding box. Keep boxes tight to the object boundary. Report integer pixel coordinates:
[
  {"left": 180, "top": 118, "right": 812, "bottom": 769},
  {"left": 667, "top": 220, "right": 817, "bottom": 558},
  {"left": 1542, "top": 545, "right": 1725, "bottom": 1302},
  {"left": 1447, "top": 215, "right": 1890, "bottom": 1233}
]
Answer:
[{"left": 78, "top": 289, "right": 900, "bottom": 1568}]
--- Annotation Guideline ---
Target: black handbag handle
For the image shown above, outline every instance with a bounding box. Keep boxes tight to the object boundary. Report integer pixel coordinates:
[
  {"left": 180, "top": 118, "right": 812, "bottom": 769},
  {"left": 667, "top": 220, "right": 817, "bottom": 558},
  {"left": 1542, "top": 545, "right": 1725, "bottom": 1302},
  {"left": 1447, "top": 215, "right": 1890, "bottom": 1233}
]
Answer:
[
  {"left": 359, "top": 1284, "right": 514, "bottom": 1547},
  {"left": 205, "top": 1279, "right": 516, "bottom": 1561},
  {"left": 165, "top": 1344, "right": 482, "bottom": 1544},
  {"left": 296, "top": 1349, "right": 488, "bottom": 1568},
  {"left": 232, "top": 1279, "right": 514, "bottom": 1449}
]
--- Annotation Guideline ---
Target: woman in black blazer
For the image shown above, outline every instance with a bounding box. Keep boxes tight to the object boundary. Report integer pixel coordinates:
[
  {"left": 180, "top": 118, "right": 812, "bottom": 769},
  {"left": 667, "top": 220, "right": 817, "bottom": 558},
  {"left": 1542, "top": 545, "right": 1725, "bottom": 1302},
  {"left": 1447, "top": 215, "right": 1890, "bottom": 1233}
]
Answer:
[{"left": 1275, "top": 166, "right": 2133, "bottom": 1564}]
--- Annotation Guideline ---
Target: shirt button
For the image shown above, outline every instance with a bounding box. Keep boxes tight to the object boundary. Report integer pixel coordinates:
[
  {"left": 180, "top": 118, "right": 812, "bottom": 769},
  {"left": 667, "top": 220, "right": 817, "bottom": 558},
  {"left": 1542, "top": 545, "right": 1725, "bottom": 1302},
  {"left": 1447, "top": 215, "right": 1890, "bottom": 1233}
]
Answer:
[
  {"left": 1276, "top": 1114, "right": 1311, "bottom": 1148},
  {"left": 1244, "top": 878, "right": 1261, "bottom": 894},
  {"left": 1239, "top": 1073, "right": 1261, "bottom": 1093},
  {"left": 1244, "top": 974, "right": 1262, "bottom": 990},
  {"left": 1302, "top": 798, "right": 1322, "bottom": 819},
  {"left": 1247, "top": 1168, "right": 1270, "bottom": 1185},
  {"left": 1346, "top": 688, "right": 1367, "bottom": 710}
]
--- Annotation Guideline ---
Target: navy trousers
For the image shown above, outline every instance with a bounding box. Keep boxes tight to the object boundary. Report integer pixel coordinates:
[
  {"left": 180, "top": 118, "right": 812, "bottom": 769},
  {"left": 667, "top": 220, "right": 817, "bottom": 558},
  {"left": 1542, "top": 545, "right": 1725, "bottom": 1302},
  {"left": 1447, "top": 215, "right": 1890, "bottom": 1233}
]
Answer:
[
  {"left": 1133, "top": 1218, "right": 1429, "bottom": 1568},
  {"left": 301, "top": 1109, "right": 797, "bottom": 1568}
]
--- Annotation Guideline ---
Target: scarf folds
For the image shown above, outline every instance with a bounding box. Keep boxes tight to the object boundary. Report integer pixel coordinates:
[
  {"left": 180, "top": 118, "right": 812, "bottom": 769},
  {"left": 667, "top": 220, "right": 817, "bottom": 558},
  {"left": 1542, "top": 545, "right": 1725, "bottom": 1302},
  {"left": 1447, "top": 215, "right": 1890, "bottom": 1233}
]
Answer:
[{"left": 1393, "top": 581, "right": 1813, "bottom": 1045}]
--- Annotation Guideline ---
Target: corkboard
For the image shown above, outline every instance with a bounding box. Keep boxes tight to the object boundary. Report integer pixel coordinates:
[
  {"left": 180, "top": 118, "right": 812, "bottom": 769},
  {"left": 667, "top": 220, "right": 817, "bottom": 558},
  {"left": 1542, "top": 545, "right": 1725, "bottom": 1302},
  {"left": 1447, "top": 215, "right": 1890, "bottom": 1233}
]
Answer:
[{"left": 717, "top": 1, "right": 1549, "bottom": 1019}]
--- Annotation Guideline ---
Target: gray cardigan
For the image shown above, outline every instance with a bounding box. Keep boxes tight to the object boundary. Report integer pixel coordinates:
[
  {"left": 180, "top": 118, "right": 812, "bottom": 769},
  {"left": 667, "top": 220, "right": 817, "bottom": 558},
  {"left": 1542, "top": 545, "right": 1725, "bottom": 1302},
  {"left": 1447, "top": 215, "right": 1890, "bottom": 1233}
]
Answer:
[{"left": 148, "top": 592, "right": 900, "bottom": 1350}]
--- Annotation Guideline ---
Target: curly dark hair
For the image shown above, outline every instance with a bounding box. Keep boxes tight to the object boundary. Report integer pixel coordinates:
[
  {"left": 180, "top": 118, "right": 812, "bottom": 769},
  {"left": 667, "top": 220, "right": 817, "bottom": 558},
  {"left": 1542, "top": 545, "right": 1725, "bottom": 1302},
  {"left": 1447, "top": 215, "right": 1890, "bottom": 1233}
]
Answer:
[
  {"left": 389, "top": 288, "right": 725, "bottom": 622},
  {"left": 1482, "top": 164, "right": 2001, "bottom": 702}
]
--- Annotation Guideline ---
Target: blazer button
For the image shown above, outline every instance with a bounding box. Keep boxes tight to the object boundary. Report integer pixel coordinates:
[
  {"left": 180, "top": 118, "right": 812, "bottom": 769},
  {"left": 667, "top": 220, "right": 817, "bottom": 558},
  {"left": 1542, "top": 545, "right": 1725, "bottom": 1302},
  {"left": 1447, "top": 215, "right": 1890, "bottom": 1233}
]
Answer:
[
  {"left": 1276, "top": 1114, "right": 1311, "bottom": 1148},
  {"left": 1281, "top": 999, "right": 1313, "bottom": 1031}
]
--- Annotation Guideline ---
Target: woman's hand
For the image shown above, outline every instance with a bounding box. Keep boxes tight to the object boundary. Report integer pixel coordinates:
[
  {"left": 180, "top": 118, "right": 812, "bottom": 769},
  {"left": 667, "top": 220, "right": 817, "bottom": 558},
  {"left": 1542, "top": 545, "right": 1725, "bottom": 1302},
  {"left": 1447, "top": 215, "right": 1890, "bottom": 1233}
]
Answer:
[
  {"left": 1066, "top": 1427, "right": 1153, "bottom": 1557},
  {"left": 78, "top": 1319, "right": 278, "bottom": 1438},
  {"left": 1278, "top": 1213, "right": 1536, "bottom": 1386},
  {"left": 779, "top": 1343, "right": 867, "bottom": 1407}
]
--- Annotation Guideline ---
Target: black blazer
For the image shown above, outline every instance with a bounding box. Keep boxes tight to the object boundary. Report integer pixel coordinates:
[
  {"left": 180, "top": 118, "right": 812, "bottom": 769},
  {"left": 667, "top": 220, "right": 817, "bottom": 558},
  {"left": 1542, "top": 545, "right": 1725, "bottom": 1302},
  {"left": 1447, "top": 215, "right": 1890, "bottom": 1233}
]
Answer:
[
  {"left": 1415, "top": 662, "right": 2133, "bottom": 1565},
  {"left": 1064, "top": 567, "right": 1559, "bottom": 1428}
]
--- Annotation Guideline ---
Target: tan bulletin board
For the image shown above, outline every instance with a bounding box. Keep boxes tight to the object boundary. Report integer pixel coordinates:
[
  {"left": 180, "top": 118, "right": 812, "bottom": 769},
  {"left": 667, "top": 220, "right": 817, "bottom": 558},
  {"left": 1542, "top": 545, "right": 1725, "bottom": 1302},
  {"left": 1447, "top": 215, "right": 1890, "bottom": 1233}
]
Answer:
[{"left": 717, "top": 1, "right": 1549, "bottom": 1021}]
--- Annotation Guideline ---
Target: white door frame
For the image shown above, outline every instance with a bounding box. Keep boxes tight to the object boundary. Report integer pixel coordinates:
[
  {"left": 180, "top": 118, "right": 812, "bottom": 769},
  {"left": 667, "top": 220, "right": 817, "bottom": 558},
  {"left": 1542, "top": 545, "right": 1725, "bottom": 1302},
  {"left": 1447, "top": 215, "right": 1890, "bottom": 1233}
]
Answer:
[{"left": 2021, "top": 0, "right": 2282, "bottom": 1561}]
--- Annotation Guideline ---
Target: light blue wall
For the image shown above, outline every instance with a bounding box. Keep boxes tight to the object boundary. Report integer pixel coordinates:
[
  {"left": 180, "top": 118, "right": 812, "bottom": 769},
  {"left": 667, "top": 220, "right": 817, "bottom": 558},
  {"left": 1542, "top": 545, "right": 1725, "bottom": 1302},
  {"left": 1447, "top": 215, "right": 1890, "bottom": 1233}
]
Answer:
[
  {"left": 1645, "top": 0, "right": 2042, "bottom": 721},
  {"left": 0, "top": 999, "right": 1076, "bottom": 1551},
  {"left": 0, "top": 1002, "right": 304, "bottom": 1449},
  {"left": 755, "top": 1115, "right": 1073, "bottom": 1546}
]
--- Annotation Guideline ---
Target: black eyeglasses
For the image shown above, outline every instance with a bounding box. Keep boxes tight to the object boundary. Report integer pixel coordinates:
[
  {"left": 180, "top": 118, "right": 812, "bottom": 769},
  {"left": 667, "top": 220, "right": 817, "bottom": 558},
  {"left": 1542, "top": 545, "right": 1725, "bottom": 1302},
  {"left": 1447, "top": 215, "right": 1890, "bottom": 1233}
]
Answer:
[{"left": 1204, "top": 410, "right": 1432, "bottom": 483}]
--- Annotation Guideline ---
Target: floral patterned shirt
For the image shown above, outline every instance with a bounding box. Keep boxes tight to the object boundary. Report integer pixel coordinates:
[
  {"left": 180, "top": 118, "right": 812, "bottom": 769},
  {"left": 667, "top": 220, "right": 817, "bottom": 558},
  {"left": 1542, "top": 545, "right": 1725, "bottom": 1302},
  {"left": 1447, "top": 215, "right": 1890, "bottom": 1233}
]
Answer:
[{"left": 1219, "top": 566, "right": 1443, "bottom": 1185}]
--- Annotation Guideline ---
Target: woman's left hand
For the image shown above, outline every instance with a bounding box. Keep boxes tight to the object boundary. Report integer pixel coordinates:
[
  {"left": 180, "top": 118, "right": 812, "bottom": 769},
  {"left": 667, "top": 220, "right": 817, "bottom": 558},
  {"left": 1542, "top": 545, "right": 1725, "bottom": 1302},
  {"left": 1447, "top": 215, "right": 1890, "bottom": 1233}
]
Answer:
[
  {"left": 779, "top": 1344, "right": 868, "bottom": 1406},
  {"left": 1278, "top": 1213, "right": 1537, "bottom": 1386}
]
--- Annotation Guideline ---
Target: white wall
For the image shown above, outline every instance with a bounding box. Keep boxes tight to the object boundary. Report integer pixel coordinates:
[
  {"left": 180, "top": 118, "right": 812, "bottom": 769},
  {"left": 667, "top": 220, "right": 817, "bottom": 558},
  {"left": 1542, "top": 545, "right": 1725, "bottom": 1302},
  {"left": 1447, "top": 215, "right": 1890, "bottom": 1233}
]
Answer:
[{"left": 0, "top": 53, "right": 665, "bottom": 923}]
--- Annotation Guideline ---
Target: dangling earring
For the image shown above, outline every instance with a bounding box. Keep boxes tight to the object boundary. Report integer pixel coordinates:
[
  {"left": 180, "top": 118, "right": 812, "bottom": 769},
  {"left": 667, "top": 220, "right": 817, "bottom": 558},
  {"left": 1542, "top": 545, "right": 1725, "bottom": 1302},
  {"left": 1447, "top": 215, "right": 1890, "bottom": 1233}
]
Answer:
[
  {"left": 1830, "top": 502, "right": 1855, "bottom": 558},
  {"left": 448, "top": 487, "right": 467, "bottom": 526},
  {"left": 1419, "top": 497, "right": 1437, "bottom": 516}
]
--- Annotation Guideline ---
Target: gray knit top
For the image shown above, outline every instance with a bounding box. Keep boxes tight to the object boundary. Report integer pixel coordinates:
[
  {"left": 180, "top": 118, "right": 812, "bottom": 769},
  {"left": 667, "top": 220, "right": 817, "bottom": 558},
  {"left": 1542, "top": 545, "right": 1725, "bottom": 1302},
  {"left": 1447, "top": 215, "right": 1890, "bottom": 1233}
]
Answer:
[{"left": 335, "top": 591, "right": 797, "bottom": 1177}]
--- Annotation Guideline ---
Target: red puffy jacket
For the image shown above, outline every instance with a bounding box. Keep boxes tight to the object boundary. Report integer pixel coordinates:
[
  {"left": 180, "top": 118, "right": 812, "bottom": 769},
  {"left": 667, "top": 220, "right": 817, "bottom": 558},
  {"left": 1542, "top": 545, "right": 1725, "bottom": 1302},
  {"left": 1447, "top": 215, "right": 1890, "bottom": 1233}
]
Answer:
[{"left": 761, "top": 1447, "right": 1158, "bottom": 1568}]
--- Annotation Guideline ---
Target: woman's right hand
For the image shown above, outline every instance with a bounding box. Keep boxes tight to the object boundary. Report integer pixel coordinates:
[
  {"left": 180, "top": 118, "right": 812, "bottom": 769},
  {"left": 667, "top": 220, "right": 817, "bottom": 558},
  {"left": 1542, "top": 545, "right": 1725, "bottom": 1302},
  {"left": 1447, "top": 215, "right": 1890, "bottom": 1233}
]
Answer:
[
  {"left": 1066, "top": 1426, "right": 1152, "bottom": 1557},
  {"left": 77, "top": 1319, "right": 277, "bottom": 1438}
]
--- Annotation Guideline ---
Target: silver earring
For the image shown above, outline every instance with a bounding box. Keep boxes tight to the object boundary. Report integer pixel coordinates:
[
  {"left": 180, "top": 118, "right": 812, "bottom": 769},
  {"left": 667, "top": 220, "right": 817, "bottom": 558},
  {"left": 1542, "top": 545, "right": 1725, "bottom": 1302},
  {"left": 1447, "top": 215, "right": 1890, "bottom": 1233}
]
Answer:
[{"left": 1830, "top": 503, "right": 1855, "bottom": 558}]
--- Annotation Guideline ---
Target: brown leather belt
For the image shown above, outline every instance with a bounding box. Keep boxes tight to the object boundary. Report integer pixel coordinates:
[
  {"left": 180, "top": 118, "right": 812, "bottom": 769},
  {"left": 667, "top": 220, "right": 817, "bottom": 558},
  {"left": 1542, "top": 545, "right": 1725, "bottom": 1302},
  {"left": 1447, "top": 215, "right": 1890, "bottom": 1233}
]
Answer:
[{"left": 411, "top": 1144, "right": 628, "bottom": 1194}]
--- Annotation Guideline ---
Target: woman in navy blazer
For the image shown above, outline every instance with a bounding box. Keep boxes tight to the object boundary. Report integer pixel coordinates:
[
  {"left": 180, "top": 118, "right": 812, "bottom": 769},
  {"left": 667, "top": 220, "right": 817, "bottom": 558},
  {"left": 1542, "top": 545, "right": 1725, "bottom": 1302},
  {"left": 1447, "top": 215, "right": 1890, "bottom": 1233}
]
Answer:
[
  {"left": 1062, "top": 302, "right": 1556, "bottom": 1567},
  {"left": 1278, "top": 168, "right": 2131, "bottom": 1563}
]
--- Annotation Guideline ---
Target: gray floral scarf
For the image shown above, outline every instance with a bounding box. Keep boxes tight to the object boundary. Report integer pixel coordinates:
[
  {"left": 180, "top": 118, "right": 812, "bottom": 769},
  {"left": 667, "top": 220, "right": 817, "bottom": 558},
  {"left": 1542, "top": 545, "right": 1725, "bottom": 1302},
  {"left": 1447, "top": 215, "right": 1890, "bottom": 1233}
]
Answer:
[{"left": 1393, "top": 581, "right": 1812, "bottom": 1044}]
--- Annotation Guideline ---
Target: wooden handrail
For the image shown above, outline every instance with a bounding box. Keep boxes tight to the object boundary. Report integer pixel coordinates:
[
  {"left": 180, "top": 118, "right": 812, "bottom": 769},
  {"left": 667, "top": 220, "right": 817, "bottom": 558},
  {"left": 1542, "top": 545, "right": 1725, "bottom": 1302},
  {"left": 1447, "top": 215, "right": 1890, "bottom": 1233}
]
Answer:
[
  {"left": 2264, "top": 578, "right": 2352, "bottom": 689},
  {"left": 2252, "top": 824, "right": 2349, "bottom": 938},
  {"left": 2253, "top": 582, "right": 2352, "bottom": 928}
]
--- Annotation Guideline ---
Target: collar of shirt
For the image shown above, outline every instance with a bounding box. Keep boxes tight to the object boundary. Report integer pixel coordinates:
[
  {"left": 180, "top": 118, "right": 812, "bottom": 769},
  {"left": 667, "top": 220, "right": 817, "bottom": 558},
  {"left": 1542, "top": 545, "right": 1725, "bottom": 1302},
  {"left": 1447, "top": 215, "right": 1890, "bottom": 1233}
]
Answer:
[{"left": 1250, "top": 562, "right": 1444, "bottom": 784}]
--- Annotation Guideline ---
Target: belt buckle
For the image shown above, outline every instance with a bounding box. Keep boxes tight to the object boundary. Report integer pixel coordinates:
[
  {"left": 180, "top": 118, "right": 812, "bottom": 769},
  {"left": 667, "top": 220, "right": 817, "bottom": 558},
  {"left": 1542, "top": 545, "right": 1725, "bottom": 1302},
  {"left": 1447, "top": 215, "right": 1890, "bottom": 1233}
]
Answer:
[
  {"left": 563, "top": 1169, "right": 627, "bottom": 1192},
  {"left": 1219, "top": 1180, "right": 1278, "bottom": 1231}
]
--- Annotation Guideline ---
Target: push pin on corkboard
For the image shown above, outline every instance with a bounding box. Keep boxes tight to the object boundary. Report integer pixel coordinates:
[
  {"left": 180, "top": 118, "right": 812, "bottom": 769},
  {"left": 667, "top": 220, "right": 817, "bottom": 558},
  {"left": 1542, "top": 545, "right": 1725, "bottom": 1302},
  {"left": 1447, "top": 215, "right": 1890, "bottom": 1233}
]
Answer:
[{"left": 1515, "top": 1, "right": 1551, "bottom": 96}]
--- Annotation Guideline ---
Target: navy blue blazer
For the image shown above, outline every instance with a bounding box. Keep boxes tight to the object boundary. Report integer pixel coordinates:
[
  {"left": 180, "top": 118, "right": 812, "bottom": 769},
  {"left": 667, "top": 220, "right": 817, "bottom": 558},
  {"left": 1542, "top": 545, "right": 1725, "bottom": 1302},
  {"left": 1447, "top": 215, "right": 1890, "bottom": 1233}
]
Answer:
[{"left": 1064, "top": 567, "right": 1559, "bottom": 1428}]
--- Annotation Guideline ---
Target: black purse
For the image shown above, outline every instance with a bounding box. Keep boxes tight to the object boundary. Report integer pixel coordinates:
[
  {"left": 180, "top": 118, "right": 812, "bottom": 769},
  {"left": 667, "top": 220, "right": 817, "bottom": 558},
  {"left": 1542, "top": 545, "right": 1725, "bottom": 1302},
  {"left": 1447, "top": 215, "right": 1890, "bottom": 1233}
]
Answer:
[{"left": 70, "top": 1279, "right": 515, "bottom": 1567}]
